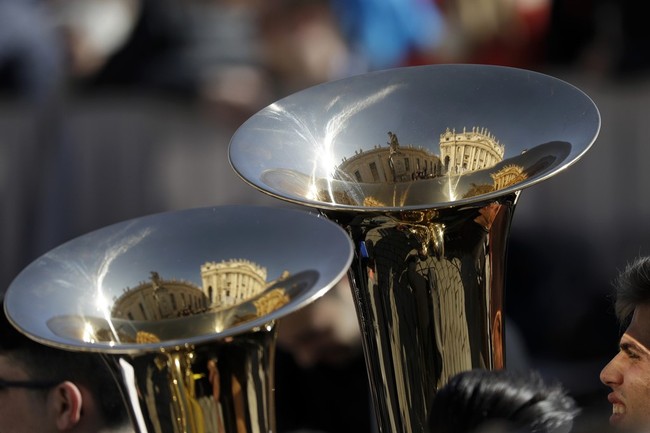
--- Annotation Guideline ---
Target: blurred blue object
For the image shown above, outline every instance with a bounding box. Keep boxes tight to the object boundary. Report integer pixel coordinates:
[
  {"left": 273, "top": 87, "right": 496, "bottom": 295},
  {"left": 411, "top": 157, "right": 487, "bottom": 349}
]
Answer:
[{"left": 330, "top": 0, "right": 444, "bottom": 70}]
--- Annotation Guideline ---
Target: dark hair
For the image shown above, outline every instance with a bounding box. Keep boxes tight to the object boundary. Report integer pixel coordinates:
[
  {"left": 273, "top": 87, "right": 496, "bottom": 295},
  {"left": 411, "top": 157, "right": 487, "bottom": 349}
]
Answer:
[
  {"left": 0, "top": 302, "right": 130, "bottom": 429},
  {"left": 428, "top": 369, "right": 579, "bottom": 433},
  {"left": 613, "top": 256, "right": 650, "bottom": 324}
]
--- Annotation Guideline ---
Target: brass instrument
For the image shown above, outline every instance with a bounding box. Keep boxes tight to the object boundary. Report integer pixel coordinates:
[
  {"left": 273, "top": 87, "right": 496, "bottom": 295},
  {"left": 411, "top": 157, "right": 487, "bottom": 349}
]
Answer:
[
  {"left": 3, "top": 205, "right": 353, "bottom": 433},
  {"left": 228, "top": 64, "right": 601, "bottom": 433}
]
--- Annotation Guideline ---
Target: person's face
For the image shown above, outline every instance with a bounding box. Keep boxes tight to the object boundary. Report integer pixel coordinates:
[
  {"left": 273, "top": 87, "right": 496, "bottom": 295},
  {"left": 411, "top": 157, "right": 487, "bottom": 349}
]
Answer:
[
  {"left": 601, "top": 303, "right": 650, "bottom": 431},
  {"left": 0, "top": 354, "right": 51, "bottom": 433},
  {"left": 0, "top": 354, "right": 54, "bottom": 433}
]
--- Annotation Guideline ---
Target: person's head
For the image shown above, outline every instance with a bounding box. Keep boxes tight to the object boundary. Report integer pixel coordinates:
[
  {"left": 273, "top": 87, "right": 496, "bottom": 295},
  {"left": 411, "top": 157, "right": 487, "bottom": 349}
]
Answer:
[
  {"left": 0, "top": 301, "right": 132, "bottom": 432},
  {"left": 600, "top": 256, "right": 650, "bottom": 431},
  {"left": 428, "top": 369, "right": 579, "bottom": 433}
]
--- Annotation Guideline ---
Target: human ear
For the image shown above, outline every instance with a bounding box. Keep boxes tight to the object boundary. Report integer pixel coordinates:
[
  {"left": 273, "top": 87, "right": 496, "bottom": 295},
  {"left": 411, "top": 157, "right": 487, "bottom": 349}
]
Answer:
[{"left": 50, "top": 381, "right": 83, "bottom": 431}]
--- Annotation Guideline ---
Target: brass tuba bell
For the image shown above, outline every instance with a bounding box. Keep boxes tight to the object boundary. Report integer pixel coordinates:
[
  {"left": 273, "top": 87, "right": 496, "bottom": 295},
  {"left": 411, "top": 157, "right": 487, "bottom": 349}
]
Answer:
[
  {"left": 228, "top": 64, "right": 601, "bottom": 433},
  {"left": 3, "top": 205, "right": 354, "bottom": 433}
]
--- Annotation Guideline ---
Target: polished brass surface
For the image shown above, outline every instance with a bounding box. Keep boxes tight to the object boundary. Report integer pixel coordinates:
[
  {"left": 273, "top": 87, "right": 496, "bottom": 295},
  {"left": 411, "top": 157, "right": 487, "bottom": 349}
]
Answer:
[
  {"left": 228, "top": 64, "right": 600, "bottom": 433},
  {"left": 323, "top": 196, "right": 515, "bottom": 433},
  {"left": 112, "top": 325, "right": 277, "bottom": 433},
  {"left": 4, "top": 205, "right": 354, "bottom": 433},
  {"left": 229, "top": 65, "right": 599, "bottom": 212}
]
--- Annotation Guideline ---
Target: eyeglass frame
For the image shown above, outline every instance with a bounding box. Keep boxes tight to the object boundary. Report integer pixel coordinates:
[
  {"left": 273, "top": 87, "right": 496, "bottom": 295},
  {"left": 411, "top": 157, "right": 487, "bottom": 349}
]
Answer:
[{"left": 0, "top": 378, "right": 61, "bottom": 390}]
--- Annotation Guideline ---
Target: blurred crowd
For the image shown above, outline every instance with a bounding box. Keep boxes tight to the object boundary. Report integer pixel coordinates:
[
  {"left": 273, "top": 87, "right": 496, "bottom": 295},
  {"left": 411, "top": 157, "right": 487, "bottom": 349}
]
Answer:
[
  {"left": 3, "top": 0, "right": 648, "bottom": 108},
  {"left": 2, "top": 1, "right": 650, "bottom": 432}
]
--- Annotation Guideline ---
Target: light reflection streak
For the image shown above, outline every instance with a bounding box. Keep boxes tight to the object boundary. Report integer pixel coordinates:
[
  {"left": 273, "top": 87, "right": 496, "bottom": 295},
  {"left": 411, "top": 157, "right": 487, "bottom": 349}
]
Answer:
[
  {"left": 446, "top": 182, "right": 458, "bottom": 202},
  {"left": 47, "top": 225, "right": 153, "bottom": 344},
  {"left": 82, "top": 321, "right": 95, "bottom": 343},
  {"left": 307, "top": 183, "right": 319, "bottom": 201},
  {"left": 445, "top": 172, "right": 462, "bottom": 202},
  {"left": 95, "top": 228, "right": 153, "bottom": 343},
  {"left": 268, "top": 84, "right": 402, "bottom": 204}
]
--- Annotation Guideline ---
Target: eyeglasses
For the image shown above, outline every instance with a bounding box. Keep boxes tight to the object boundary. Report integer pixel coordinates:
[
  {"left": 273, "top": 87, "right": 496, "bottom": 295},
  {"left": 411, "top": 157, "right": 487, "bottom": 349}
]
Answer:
[{"left": 0, "top": 378, "right": 60, "bottom": 391}]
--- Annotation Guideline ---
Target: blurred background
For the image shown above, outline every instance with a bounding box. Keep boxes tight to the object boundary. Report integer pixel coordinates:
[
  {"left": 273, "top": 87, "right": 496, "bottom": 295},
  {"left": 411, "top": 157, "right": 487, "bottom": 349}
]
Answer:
[{"left": 1, "top": 0, "right": 649, "bottom": 432}]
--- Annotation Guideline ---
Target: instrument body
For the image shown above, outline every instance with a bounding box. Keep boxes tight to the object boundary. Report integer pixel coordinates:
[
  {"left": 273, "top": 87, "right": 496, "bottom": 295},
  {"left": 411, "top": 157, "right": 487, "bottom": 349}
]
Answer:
[
  {"left": 325, "top": 194, "right": 516, "bottom": 432},
  {"left": 3, "top": 206, "right": 354, "bottom": 433},
  {"left": 229, "top": 64, "right": 600, "bottom": 433},
  {"left": 110, "top": 326, "right": 276, "bottom": 433}
]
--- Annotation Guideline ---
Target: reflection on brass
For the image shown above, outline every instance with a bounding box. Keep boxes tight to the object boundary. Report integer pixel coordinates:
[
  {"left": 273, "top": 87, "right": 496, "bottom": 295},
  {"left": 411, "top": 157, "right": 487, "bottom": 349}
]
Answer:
[
  {"left": 111, "top": 260, "right": 290, "bottom": 325},
  {"left": 395, "top": 211, "right": 445, "bottom": 258},
  {"left": 440, "top": 127, "right": 504, "bottom": 175},
  {"left": 42, "top": 271, "right": 319, "bottom": 349},
  {"left": 4, "top": 204, "right": 355, "bottom": 433},
  {"left": 336, "top": 126, "right": 502, "bottom": 187},
  {"left": 228, "top": 64, "right": 600, "bottom": 433},
  {"left": 399, "top": 210, "right": 438, "bottom": 224},
  {"left": 491, "top": 164, "right": 528, "bottom": 190},
  {"left": 112, "top": 271, "right": 207, "bottom": 321},
  {"left": 113, "top": 326, "right": 277, "bottom": 433},
  {"left": 337, "top": 130, "right": 444, "bottom": 184},
  {"left": 400, "top": 222, "right": 445, "bottom": 258},
  {"left": 77, "top": 272, "right": 315, "bottom": 431},
  {"left": 316, "top": 189, "right": 358, "bottom": 206},
  {"left": 313, "top": 128, "right": 534, "bottom": 210},
  {"left": 278, "top": 140, "right": 568, "bottom": 210},
  {"left": 363, "top": 197, "right": 386, "bottom": 207},
  {"left": 60, "top": 261, "right": 294, "bottom": 346},
  {"left": 463, "top": 165, "right": 528, "bottom": 198},
  {"left": 322, "top": 197, "right": 516, "bottom": 433},
  {"left": 253, "top": 288, "right": 290, "bottom": 317},
  {"left": 201, "top": 259, "right": 269, "bottom": 310},
  {"left": 462, "top": 183, "right": 495, "bottom": 198},
  {"left": 136, "top": 331, "right": 161, "bottom": 344}
]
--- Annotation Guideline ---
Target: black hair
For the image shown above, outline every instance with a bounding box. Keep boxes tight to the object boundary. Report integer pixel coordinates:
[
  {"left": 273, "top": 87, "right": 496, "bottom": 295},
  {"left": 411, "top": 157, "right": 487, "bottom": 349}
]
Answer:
[
  {"left": 613, "top": 256, "right": 650, "bottom": 324},
  {"left": 428, "top": 369, "right": 579, "bottom": 433},
  {"left": 0, "top": 301, "right": 130, "bottom": 429}
]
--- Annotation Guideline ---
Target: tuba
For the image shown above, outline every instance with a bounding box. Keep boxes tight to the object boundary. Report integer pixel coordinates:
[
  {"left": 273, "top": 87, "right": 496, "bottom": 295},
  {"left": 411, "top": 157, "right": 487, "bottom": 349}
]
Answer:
[
  {"left": 3, "top": 205, "right": 353, "bottom": 433},
  {"left": 228, "top": 64, "right": 601, "bottom": 433}
]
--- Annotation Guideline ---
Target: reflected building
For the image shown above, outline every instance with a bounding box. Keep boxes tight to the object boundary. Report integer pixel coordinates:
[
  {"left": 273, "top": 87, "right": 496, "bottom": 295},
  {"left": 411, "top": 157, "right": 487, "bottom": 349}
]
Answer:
[
  {"left": 254, "top": 286, "right": 291, "bottom": 317},
  {"left": 111, "top": 260, "right": 287, "bottom": 321},
  {"left": 335, "top": 127, "right": 505, "bottom": 184},
  {"left": 337, "top": 132, "right": 442, "bottom": 183},
  {"left": 440, "top": 127, "right": 505, "bottom": 175},
  {"left": 111, "top": 271, "right": 207, "bottom": 321},
  {"left": 201, "top": 259, "right": 268, "bottom": 309},
  {"left": 491, "top": 164, "right": 527, "bottom": 190},
  {"left": 464, "top": 164, "right": 528, "bottom": 199}
]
